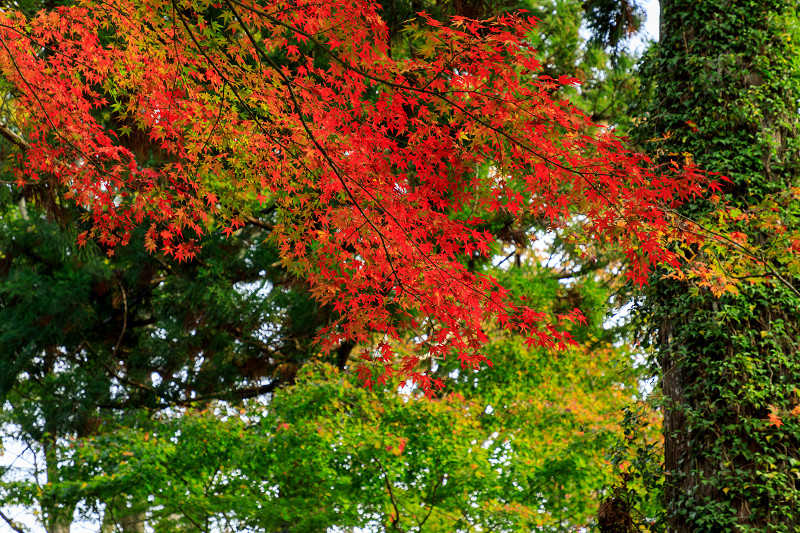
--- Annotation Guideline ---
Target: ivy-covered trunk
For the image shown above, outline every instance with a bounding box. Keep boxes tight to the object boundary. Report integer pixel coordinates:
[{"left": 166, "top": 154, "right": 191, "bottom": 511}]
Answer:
[{"left": 637, "top": 0, "right": 800, "bottom": 530}]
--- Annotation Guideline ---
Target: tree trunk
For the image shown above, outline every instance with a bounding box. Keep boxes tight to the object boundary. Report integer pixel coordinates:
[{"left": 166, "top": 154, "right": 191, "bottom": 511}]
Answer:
[
  {"left": 43, "top": 438, "right": 74, "bottom": 533},
  {"left": 636, "top": 0, "right": 800, "bottom": 530},
  {"left": 101, "top": 499, "right": 147, "bottom": 533}
]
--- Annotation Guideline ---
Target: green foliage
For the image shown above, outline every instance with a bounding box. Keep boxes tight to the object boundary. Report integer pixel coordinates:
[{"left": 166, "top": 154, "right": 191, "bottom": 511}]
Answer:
[
  {"left": 61, "top": 337, "right": 639, "bottom": 532},
  {"left": 524, "top": 0, "right": 644, "bottom": 130},
  {"left": 0, "top": 189, "right": 339, "bottom": 529}
]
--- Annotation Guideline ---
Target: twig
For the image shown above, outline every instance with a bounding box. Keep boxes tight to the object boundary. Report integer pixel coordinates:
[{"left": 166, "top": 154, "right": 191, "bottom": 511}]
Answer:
[
  {"left": 374, "top": 457, "right": 405, "bottom": 532},
  {"left": 417, "top": 473, "right": 442, "bottom": 529},
  {"left": 0, "top": 508, "right": 28, "bottom": 533},
  {"left": 112, "top": 275, "right": 128, "bottom": 355},
  {"left": 672, "top": 211, "right": 800, "bottom": 299}
]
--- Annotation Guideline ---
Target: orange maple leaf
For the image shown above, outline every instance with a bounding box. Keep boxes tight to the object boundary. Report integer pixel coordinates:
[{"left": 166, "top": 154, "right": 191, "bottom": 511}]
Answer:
[{"left": 767, "top": 413, "right": 783, "bottom": 428}]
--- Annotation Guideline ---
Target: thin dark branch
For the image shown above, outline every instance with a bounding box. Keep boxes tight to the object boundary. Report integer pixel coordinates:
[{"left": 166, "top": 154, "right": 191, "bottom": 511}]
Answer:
[
  {"left": 112, "top": 276, "right": 128, "bottom": 354},
  {"left": 0, "top": 508, "right": 27, "bottom": 533},
  {"left": 212, "top": 381, "right": 279, "bottom": 401},
  {"left": 417, "top": 473, "right": 442, "bottom": 529},
  {"left": 374, "top": 457, "right": 405, "bottom": 532},
  {"left": 672, "top": 211, "right": 800, "bottom": 299},
  {"left": 172, "top": 1, "right": 313, "bottom": 177},
  {"left": 243, "top": 215, "right": 272, "bottom": 230},
  {"left": 493, "top": 250, "right": 515, "bottom": 267},
  {"left": 176, "top": 503, "right": 208, "bottom": 532},
  {"left": 99, "top": 359, "right": 157, "bottom": 396},
  {"left": 223, "top": 0, "right": 413, "bottom": 293}
]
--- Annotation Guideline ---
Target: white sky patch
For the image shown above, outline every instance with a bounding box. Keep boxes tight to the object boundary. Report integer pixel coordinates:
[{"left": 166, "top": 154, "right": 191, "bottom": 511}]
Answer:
[{"left": 634, "top": 0, "right": 660, "bottom": 51}]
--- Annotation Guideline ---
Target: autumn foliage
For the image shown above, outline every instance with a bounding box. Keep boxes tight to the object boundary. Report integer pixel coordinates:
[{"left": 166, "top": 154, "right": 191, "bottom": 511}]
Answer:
[{"left": 0, "top": 0, "right": 712, "bottom": 391}]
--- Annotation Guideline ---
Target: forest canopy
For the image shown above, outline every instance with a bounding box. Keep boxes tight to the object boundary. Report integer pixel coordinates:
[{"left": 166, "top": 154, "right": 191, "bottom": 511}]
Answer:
[{"left": 2, "top": 0, "right": 799, "bottom": 531}]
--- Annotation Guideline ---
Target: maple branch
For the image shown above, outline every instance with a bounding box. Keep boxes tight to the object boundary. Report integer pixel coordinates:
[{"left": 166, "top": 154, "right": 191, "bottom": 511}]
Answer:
[
  {"left": 551, "top": 260, "right": 608, "bottom": 280},
  {"left": 493, "top": 250, "right": 516, "bottom": 267},
  {"left": 0, "top": 38, "right": 98, "bottom": 170},
  {"left": 226, "top": 2, "right": 505, "bottom": 327},
  {"left": 0, "top": 25, "right": 174, "bottom": 228},
  {"left": 172, "top": 0, "right": 317, "bottom": 183},
  {"left": 228, "top": 0, "right": 620, "bottom": 184},
  {"left": 197, "top": 78, "right": 228, "bottom": 155},
  {"left": 243, "top": 214, "right": 272, "bottom": 230},
  {"left": 227, "top": 0, "right": 644, "bottom": 280},
  {"left": 223, "top": 0, "right": 418, "bottom": 301},
  {"left": 671, "top": 211, "right": 800, "bottom": 299},
  {"left": 0, "top": 123, "right": 29, "bottom": 149},
  {"left": 0, "top": 21, "right": 103, "bottom": 74}
]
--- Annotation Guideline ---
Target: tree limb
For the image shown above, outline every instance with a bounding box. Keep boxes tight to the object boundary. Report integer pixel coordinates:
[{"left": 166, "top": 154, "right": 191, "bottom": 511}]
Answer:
[{"left": 0, "top": 123, "right": 29, "bottom": 150}]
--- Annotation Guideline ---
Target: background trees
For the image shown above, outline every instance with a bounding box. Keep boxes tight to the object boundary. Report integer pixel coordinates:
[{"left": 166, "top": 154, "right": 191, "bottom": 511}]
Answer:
[{"left": 0, "top": 0, "right": 695, "bottom": 531}]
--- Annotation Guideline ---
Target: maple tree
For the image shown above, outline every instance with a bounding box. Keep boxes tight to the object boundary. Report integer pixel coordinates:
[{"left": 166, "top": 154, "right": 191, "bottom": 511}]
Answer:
[
  {"left": 0, "top": 0, "right": 657, "bottom": 529},
  {"left": 0, "top": 0, "right": 714, "bottom": 393},
  {"left": 0, "top": 1, "right": 664, "bottom": 530}
]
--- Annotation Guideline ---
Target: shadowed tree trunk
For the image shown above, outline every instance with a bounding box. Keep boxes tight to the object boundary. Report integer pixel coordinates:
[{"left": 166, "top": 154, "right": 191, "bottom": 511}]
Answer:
[{"left": 44, "top": 438, "right": 74, "bottom": 533}]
